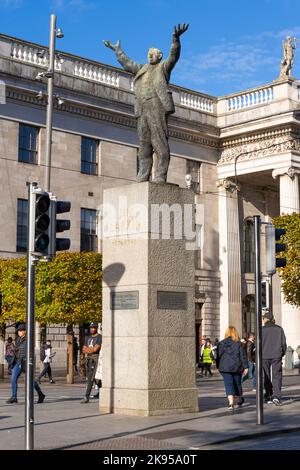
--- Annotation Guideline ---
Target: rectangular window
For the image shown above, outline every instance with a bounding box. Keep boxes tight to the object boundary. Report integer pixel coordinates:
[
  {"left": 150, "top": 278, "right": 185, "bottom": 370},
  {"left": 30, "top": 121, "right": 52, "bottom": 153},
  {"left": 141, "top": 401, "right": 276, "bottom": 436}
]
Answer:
[
  {"left": 16, "top": 199, "right": 28, "bottom": 252},
  {"left": 81, "top": 137, "right": 98, "bottom": 175},
  {"left": 80, "top": 208, "right": 97, "bottom": 252},
  {"left": 18, "top": 124, "right": 38, "bottom": 164}
]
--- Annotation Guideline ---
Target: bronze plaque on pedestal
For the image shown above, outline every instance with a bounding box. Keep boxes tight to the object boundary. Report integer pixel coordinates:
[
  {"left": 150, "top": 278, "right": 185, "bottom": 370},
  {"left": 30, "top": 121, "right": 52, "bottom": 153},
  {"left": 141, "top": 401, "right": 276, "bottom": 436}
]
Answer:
[
  {"left": 110, "top": 291, "right": 139, "bottom": 310},
  {"left": 157, "top": 291, "right": 187, "bottom": 310}
]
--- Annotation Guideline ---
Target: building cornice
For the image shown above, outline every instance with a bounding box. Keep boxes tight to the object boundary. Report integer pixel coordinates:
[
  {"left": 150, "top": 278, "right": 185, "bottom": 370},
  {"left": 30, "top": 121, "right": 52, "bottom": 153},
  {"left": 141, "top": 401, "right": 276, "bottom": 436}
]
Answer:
[
  {"left": 5, "top": 87, "right": 220, "bottom": 149},
  {"left": 218, "top": 125, "right": 300, "bottom": 165},
  {"left": 272, "top": 166, "right": 300, "bottom": 179}
]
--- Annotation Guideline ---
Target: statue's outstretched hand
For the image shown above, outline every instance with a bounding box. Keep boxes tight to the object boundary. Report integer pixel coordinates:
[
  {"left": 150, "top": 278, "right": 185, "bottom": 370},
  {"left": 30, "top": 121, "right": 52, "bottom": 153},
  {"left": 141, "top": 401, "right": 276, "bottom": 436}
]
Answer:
[
  {"left": 173, "top": 23, "right": 189, "bottom": 38},
  {"left": 103, "top": 39, "right": 120, "bottom": 51}
]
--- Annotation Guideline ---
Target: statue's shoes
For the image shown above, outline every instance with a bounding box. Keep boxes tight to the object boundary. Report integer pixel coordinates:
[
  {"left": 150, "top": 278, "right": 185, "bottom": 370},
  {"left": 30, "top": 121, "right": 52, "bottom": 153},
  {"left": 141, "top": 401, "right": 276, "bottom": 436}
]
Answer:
[
  {"left": 152, "top": 177, "right": 166, "bottom": 183},
  {"left": 136, "top": 177, "right": 149, "bottom": 182}
]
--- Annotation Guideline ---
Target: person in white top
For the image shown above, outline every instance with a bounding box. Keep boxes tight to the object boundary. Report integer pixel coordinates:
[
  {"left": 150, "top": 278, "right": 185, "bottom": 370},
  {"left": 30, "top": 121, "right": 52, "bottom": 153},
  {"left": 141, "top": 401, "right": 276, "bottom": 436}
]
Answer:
[{"left": 38, "top": 340, "right": 56, "bottom": 384}]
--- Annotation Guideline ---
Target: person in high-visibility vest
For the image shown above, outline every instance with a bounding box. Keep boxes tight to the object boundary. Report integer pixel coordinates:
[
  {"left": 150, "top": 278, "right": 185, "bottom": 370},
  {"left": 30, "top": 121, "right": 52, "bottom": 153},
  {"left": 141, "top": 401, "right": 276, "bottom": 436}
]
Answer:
[{"left": 202, "top": 339, "right": 213, "bottom": 377}]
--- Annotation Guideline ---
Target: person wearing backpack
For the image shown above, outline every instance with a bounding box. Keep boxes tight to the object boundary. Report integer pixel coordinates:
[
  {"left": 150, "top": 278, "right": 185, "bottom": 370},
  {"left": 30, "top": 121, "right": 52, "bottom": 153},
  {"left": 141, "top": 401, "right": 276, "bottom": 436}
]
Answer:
[
  {"left": 38, "top": 340, "right": 56, "bottom": 384},
  {"left": 216, "top": 326, "right": 248, "bottom": 411}
]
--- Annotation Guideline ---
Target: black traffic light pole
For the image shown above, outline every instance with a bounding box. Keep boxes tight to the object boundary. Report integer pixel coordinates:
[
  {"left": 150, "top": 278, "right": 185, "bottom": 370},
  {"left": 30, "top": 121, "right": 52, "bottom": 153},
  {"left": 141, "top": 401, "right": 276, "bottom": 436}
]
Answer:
[
  {"left": 25, "top": 182, "right": 38, "bottom": 450},
  {"left": 254, "top": 215, "right": 264, "bottom": 425}
]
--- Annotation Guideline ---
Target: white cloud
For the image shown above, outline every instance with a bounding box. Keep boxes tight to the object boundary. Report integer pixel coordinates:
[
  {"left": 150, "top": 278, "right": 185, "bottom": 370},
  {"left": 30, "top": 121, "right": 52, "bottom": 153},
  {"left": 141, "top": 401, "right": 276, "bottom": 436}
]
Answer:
[
  {"left": 174, "top": 27, "right": 300, "bottom": 94},
  {"left": 49, "top": 0, "right": 96, "bottom": 11},
  {"left": 0, "top": 0, "right": 23, "bottom": 8}
]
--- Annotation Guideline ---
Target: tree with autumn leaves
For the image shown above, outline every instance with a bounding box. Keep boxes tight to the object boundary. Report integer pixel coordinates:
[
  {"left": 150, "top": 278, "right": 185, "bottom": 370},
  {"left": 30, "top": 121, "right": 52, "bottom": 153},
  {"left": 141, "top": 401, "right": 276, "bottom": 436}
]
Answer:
[
  {"left": 273, "top": 213, "right": 300, "bottom": 307},
  {"left": 0, "top": 252, "right": 102, "bottom": 323},
  {"left": 0, "top": 252, "right": 102, "bottom": 381}
]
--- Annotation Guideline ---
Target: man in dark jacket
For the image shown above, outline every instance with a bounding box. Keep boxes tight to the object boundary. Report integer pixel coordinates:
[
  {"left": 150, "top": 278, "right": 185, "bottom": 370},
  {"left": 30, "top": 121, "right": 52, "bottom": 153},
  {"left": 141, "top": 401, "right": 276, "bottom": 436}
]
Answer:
[
  {"left": 6, "top": 324, "right": 45, "bottom": 404},
  {"left": 262, "top": 311, "right": 287, "bottom": 406}
]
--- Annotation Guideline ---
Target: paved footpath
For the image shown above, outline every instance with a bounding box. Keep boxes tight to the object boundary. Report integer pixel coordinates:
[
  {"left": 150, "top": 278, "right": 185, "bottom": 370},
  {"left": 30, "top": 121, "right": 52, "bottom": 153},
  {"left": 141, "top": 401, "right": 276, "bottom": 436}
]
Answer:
[{"left": 0, "top": 371, "right": 299, "bottom": 450}]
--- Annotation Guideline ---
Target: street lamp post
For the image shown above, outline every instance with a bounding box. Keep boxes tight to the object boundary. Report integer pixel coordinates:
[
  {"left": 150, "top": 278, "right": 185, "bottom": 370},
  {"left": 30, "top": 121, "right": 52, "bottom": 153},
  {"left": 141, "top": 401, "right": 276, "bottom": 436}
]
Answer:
[
  {"left": 44, "top": 14, "right": 64, "bottom": 192},
  {"left": 254, "top": 215, "right": 264, "bottom": 425}
]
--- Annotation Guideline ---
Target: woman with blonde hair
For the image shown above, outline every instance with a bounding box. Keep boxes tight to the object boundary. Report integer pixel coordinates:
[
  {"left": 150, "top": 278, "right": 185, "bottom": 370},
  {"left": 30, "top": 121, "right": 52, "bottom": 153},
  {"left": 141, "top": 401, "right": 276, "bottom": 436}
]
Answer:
[{"left": 216, "top": 326, "right": 248, "bottom": 411}]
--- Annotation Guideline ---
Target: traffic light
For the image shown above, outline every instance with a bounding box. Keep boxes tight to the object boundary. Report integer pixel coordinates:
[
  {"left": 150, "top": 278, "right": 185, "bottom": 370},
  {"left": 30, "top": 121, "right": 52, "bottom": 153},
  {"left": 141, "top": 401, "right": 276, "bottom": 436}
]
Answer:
[
  {"left": 275, "top": 228, "right": 287, "bottom": 268},
  {"left": 265, "top": 224, "right": 287, "bottom": 275},
  {"left": 29, "top": 190, "right": 51, "bottom": 256},
  {"left": 50, "top": 198, "right": 71, "bottom": 256},
  {"left": 261, "top": 281, "right": 267, "bottom": 308}
]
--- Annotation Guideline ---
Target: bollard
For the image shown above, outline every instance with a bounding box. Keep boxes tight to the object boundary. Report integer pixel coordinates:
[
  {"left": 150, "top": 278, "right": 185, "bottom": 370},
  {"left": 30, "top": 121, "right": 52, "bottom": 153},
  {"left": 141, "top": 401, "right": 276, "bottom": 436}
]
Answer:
[{"left": 285, "top": 346, "right": 294, "bottom": 370}]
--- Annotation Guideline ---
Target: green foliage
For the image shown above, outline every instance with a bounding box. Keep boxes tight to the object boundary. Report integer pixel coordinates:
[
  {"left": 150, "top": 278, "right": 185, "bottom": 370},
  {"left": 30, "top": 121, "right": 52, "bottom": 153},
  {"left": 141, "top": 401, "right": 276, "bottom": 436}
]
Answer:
[
  {"left": 0, "top": 253, "right": 102, "bottom": 324},
  {"left": 273, "top": 213, "right": 300, "bottom": 307}
]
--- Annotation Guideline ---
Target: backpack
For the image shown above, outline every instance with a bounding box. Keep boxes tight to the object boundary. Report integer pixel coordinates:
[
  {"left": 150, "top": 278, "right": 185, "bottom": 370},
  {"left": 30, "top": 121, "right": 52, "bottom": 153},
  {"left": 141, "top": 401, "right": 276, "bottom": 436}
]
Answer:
[{"left": 40, "top": 344, "right": 46, "bottom": 362}]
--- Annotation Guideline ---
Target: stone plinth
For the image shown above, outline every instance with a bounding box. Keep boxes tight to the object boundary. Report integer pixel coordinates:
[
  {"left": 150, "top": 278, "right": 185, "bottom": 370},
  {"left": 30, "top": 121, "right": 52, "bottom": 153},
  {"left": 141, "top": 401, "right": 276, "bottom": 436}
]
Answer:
[{"left": 99, "top": 182, "right": 198, "bottom": 416}]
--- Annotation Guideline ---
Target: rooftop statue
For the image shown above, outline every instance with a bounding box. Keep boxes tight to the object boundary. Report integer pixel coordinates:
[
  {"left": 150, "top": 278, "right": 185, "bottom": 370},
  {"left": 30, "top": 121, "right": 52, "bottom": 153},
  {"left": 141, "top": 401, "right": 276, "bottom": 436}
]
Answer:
[
  {"left": 279, "top": 36, "right": 297, "bottom": 79},
  {"left": 103, "top": 24, "right": 189, "bottom": 183}
]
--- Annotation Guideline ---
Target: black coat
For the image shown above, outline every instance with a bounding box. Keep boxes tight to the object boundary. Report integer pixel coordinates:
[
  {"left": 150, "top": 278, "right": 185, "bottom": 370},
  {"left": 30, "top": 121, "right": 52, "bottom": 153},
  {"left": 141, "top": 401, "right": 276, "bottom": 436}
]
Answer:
[
  {"left": 216, "top": 338, "right": 248, "bottom": 373},
  {"left": 262, "top": 322, "right": 287, "bottom": 359}
]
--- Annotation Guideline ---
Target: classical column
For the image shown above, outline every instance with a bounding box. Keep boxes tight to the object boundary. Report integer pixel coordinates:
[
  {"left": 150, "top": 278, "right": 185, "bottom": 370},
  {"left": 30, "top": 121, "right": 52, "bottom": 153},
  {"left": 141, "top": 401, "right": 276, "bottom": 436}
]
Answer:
[
  {"left": 273, "top": 167, "right": 300, "bottom": 214},
  {"left": 217, "top": 179, "right": 242, "bottom": 337},
  {"left": 272, "top": 167, "right": 300, "bottom": 351}
]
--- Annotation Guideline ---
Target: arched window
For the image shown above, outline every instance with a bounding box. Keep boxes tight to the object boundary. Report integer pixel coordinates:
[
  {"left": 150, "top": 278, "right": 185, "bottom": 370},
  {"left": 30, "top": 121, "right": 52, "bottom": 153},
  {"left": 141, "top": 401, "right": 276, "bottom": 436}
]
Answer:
[
  {"left": 244, "top": 219, "right": 255, "bottom": 273},
  {"left": 243, "top": 295, "right": 255, "bottom": 337}
]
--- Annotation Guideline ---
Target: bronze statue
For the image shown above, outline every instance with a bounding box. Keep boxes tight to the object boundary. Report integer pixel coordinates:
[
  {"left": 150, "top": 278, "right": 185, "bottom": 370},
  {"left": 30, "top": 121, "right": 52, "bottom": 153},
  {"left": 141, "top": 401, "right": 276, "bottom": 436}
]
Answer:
[
  {"left": 103, "top": 24, "right": 189, "bottom": 183},
  {"left": 280, "top": 36, "right": 297, "bottom": 78}
]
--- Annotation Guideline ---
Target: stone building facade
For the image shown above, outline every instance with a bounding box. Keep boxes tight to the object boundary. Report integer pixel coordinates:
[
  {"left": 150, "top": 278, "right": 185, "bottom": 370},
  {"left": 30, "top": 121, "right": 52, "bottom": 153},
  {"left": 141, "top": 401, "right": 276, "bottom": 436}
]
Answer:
[{"left": 0, "top": 33, "right": 300, "bottom": 369}]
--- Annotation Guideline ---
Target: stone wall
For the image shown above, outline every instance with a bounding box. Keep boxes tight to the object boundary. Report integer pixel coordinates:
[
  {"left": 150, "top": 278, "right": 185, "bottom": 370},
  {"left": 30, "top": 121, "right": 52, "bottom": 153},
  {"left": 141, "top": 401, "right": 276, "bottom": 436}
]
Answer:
[{"left": 195, "top": 273, "right": 221, "bottom": 340}]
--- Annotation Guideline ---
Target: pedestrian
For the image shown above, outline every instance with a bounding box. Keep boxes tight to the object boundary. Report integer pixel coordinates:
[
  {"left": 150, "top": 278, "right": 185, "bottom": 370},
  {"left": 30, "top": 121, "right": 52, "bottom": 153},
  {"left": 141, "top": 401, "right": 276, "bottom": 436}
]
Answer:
[
  {"left": 38, "top": 340, "right": 56, "bottom": 384},
  {"left": 198, "top": 338, "right": 206, "bottom": 376},
  {"left": 5, "top": 337, "right": 15, "bottom": 374},
  {"left": 296, "top": 345, "right": 300, "bottom": 375},
  {"left": 6, "top": 324, "right": 45, "bottom": 404},
  {"left": 262, "top": 311, "right": 287, "bottom": 406},
  {"left": 211, "top": 338, "right": 219, "bottom": 361},
  {"left": 216, "top": 326, "right": 248, "bottom": 411},
  {"left": 243, "top": 332, "right": 256, "bottom": 391},
  {"left": 202, "top": 338, "right": 213, "bottom": 377},
  {"left": 241, "top": 337, "right": 248, "bottom": 351},
  {"left": 73, "top": 336, "right": 79, "bottom": 373},
  {"left": 80, "top": 322, "right": 102, "bottom": 404}
]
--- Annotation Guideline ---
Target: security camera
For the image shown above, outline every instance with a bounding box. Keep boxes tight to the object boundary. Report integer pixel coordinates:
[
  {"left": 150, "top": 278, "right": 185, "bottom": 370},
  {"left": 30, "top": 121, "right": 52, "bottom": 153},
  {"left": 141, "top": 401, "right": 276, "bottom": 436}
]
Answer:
[
  {"left": 36, "top": 91, "right": 44, "bottom": 100},
  {"left": 37, "top": 49, "right": 46, "bottom": 59},
  {"left": 35, "top": 72, "right": 45, "bottom": 81},
  {"left": 55, "top": 96, "right": 65, "bottom": 106}
]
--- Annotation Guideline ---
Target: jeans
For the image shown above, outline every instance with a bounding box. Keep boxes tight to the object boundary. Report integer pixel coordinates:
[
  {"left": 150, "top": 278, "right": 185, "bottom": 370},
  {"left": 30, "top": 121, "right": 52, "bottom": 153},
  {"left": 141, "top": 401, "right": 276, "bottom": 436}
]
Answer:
[
  {"left": 38, "top": 363, "right": 52, "bottom": 381},
  {"left": 221, "top": 372, "right": 243, "bottom": 397},
  {"left": 85, "top": 356, "right": 98, "bottom": 399},
  {"left": 5, "top": 355, "right": 14, "bottom": 366},
  {"left": 248, "top": 361, "right": 256, "bottom": 388},
  {"left": 11, "top": 361, "right": 43, "bottom": 399}
]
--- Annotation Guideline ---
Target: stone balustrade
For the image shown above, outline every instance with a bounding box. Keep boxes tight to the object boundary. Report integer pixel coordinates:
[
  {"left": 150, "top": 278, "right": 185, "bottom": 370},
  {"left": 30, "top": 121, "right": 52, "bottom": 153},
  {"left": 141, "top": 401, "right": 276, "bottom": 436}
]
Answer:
[
  {"left": 6, "top": 36, "right": 284, "bottom": 117},
  {"left": 11, "top": 42, "right": 62, "bottom": 70},
  {"left": 74, "top": 61, "right": 119, "bottom": 87},
  {"left": 226, "top": 86, "right": 274, "bottom": 111},
  {"left": 180, "top": 91, "right": 214, "bottom": 113}
]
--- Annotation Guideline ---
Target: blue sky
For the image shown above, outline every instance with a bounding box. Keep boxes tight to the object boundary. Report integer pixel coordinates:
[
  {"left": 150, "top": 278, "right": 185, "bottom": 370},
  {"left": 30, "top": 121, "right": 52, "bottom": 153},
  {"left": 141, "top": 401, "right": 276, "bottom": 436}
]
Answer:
[{"left": 1, "top": 0, "right": 300, "bottom": 96}]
